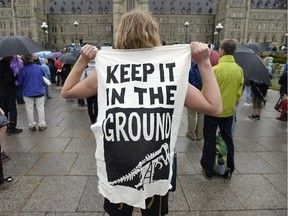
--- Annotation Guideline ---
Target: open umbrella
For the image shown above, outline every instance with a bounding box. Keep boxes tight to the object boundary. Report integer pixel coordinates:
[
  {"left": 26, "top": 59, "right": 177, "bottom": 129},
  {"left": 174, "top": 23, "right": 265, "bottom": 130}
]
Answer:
[
  {"left": 72, "top": 50, "right": 80, "bottom": 59},
  {"left": 0, "top": 36, "right": 45, "bottom": 57},
  {"left": 47, "top": 52, "right": 62, "bottom": 59},
  {"left": 242, "top": 43, "right": 266, "bottom": 54},
  {"left": 58, "top": 53, "right": 77, "bottom": 64},
  {"left": 36, "top": 51, "right": 52, "bottom": 58},
  {"left": 234, "top": 46, "right": 271, "bottom": 85}
]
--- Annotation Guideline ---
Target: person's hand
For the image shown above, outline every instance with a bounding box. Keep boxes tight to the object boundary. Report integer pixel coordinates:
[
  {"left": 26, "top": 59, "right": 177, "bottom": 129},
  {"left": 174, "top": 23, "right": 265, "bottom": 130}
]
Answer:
[
  {"left": 190, "top": 42, "right": 210, "bottom": 63},
  {"left": 79, "top": 44, "right": 98, "bottom": 61}
]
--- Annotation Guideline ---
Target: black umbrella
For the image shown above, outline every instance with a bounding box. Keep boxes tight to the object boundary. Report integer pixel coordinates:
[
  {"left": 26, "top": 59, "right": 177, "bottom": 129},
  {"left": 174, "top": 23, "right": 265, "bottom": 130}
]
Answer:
[
  {"left": 0, "top": 36, "right": 45, "bottom": 57},
  {"left": 242, "top": 43, "right": 266, "bottom": 54},
  {"left": 234, "top": 46, "right": 271, "bottom": 86},
  {"left": 58, "top": 53, "right": 77, "bottom": 64},
  {"left": 72, "top": 50, "right": 80, "bottom": 59}
]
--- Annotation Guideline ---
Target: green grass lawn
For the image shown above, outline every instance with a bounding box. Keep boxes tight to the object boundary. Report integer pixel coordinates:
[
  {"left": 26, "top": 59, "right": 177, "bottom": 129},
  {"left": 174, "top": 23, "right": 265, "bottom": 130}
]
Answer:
[{"left": 270, "top": 78, "right": 280, "bottom": 91}]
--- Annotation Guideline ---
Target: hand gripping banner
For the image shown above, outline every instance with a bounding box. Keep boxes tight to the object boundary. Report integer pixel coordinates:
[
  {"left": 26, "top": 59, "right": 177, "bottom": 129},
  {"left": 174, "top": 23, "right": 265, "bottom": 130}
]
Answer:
[{"left": 91, "top": 44, "right": 191, "bottom": 208}]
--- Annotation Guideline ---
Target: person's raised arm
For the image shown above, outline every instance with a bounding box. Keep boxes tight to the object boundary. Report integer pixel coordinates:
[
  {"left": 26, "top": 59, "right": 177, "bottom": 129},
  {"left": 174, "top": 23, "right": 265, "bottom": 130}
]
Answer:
[
  {"left": 61, "top": 44, "right": 98, "bottom": 99},
  {"left": 185, "top": 42, "right": 222, "bottom": 116}
]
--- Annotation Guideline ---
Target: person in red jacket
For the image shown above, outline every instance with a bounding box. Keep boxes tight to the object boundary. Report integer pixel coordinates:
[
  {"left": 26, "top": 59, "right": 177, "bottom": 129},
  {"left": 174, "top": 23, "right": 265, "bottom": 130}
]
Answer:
[
  {"left": 276, "top": 96, "right": 287, "bottom": 121},
  {"left": 54, "top": 58, "right": 62, "bottom": 85}
]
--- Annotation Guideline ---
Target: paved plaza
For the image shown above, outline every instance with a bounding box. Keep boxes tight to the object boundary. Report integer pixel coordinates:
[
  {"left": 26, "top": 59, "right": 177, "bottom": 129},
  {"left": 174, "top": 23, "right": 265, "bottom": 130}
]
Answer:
[{"left": 0, "top": 84, "right": 287, "bottom": 216}]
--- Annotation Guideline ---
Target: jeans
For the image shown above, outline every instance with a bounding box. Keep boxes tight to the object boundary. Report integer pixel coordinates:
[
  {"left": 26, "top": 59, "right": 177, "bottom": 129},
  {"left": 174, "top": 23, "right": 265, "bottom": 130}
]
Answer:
[
  {"left": 15, "top": 85, "right": 24, "bottom": 104},
  {"left": 201, "top": 115, "right": 235, "bottom": 177},
  {"left": 50, "top": 69, "right": 56, "bottom": 84},
  {"left": 231, "top": 101, "right": 239, "bottom": 135},
  {"left": 23, "top": 96, "right": 46, "bottom": 127},
  {"left": 77, "top": 99, "right": 85, "bottom": 106},
  {"left": 245, "top": 85, "right": 252, "bottom": 104},
  {"left": 44, "top": 84, "right": 50, "bottom": 97}
]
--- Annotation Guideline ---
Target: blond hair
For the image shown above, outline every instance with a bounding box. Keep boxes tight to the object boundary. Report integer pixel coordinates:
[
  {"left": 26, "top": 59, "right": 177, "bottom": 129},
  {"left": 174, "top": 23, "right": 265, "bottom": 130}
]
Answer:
[{"left": 115, "top": 10, "right": 160, "bottom": 49}]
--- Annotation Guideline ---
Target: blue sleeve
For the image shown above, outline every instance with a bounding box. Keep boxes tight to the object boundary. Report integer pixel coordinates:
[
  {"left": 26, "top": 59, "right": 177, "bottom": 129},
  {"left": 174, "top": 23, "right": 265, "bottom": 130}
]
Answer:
[{"left": 188, "top": 67, "right": 193, "bottom": 84}]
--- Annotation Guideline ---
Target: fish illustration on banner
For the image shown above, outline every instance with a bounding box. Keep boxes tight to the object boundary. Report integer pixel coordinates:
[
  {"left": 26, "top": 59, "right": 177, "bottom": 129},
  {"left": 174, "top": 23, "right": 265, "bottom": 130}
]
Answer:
[{"left": 91, "top": 44, "right": 191, "bottom": 208}]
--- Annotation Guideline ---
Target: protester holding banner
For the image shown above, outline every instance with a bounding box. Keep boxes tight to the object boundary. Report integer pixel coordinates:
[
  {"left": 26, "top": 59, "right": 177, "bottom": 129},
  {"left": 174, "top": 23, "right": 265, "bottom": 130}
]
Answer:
[{"left": 61, "top": 10, "right": 221, "bottom": 216}]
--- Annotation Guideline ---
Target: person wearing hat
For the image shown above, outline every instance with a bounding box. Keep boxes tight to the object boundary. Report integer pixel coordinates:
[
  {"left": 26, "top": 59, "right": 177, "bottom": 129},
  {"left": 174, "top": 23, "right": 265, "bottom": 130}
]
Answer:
[
  {"left": 0, "top": 56, "right": 23, "bottom": 135},
  {"left": 18, "top": 54, "right": 48, "bottom": 131}
]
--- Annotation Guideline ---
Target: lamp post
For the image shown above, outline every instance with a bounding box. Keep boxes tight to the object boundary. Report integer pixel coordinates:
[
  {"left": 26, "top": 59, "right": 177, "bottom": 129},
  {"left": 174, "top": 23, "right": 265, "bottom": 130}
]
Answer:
[
  {"left": 41, "top": 22, "right": 48, "bottom": 48},
  {"left": 215, "top": 23, "right": 223, "bottom": 50},
  {"left": 184, "top": 21, "right": 189, "bottom": 44},
  {"left": 214, "top": 31, "right": 218, "bottom": 50},
  {"left": 73, "top": 21, "right": 79, "bottom": 43},
  {"left": 285, "top": 33, "right": 288, "bottom": 48}
]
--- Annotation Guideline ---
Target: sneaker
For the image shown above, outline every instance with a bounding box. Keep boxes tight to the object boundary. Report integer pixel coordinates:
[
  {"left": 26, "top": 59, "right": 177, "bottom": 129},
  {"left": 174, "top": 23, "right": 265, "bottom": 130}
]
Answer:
[
  {"left": 1, "top": 151, "right": 10, "bottom": 162},
  {"left": 243, "top": 103, "right": 249, "bottom": 106},
  {"left": 202, "top": 168, "right": 212, "bottom": 180},
  {"left": 249, "top": 115, "right": 260, "bottom": 120},
  {"left": 38, "top": 126, "right": 47, "bottom": 131},
  {"left": 276, "top": 117, "right": 284, "bottom": 121},
  {"left": 7, "top": 128, "right": 23, "bottom": 136},
  {"left": 223, "top": 170, "right": 232, "bottom": 181},
  {"left": 0, "top": 176, "right": 17, "bottom": 190},
  {"left": 78, "top": 104, "right": 87, "bottom": 107},
  {"left": 29, "top": 126, "right": 36, "bottom": 131}
]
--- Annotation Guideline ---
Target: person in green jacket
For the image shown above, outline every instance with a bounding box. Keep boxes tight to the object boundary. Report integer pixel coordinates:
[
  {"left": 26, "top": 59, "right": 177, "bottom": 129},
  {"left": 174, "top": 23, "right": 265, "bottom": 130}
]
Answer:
[{"left": 201, "top": 39, "right": 244, "bottom": 180}]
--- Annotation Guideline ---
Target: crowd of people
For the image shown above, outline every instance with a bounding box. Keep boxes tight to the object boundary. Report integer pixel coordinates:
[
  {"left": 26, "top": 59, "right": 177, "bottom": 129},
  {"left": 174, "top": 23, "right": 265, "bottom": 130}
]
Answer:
[
  {"left": 0, "top": 9, "right": 286, "bottom": 215},
  {"left": 0, "top": 50, "right": 100, "bottom": 190}
]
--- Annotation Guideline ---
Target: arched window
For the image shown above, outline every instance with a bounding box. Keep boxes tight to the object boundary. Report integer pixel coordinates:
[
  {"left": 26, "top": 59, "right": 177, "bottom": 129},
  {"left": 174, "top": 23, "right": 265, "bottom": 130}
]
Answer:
[
  {"left": 154, "top": 6, "right": 158, "bottom": 13},
  {"left": 181, "top": 7, "right": 185, "bottom": 13}
]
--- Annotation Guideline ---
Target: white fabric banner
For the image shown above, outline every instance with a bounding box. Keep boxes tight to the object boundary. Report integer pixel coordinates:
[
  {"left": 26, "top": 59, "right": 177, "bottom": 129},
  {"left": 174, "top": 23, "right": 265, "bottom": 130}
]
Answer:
[{"left": 91, "top": 44, "right": 191, "bottom": 208}]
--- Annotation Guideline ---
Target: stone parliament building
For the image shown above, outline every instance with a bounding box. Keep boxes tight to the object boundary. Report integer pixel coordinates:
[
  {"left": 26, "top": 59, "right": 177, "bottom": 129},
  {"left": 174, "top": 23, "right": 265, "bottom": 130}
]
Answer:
[{"left": 0, "top": 0, "right": 287, "bottom": 51}]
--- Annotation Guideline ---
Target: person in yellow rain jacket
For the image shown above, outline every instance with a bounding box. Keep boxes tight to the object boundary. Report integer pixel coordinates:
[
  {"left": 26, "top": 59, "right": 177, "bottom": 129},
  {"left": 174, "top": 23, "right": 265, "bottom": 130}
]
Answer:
[{"left": 201, "top": 39, "right": 244, "bottom": 180}]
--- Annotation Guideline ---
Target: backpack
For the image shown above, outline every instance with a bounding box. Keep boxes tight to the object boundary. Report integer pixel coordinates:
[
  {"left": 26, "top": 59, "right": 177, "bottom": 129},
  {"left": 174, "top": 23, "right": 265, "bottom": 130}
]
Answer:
[
  {"left": 188, "top": 62, "right": 202, "bottom": 90},
  {"left": 213, "top": 135, "right": 228, "bottom": 175}
]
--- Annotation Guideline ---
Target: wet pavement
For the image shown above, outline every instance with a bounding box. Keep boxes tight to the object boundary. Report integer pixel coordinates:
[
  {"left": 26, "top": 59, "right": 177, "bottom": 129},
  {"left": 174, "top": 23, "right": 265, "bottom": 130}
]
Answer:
[{"left": 0, "top": 84, "right": 287, "bottom": 216}]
